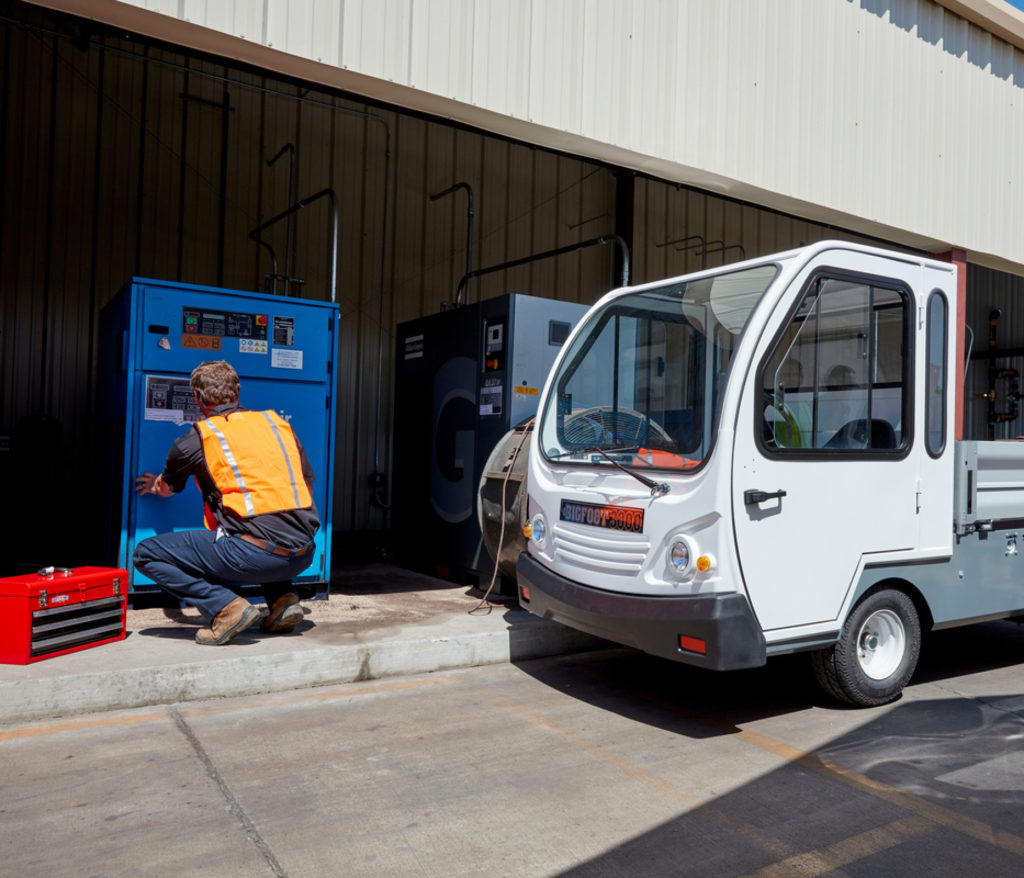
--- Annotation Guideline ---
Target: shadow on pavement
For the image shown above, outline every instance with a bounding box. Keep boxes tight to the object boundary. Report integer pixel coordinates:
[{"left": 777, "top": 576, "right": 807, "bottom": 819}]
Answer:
[{"left": 510, "top": 622, "right": 1024, "bottom": 875}]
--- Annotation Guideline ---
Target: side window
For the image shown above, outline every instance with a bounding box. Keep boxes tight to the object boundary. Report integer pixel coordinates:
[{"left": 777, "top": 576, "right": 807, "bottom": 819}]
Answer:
[
  {"left": 926, "top": 292, "right": 948, "bottom": 456},
  {"left": 760, "top": 274, "right": 911, "bottom": 453}
]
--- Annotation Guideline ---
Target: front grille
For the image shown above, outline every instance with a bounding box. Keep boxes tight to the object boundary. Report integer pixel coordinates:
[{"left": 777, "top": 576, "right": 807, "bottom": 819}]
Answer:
[
  {"left": 552, "top": 523, "right": 651, "bottom": 576},
  {"left": 31, "top": 597, "right": 124, "bottom": 657}
]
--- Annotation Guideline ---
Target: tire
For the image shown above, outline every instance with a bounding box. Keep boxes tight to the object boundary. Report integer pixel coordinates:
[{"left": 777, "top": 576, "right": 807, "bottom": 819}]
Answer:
[{"left": 811, "top": 588, "right": 921, "bottom": 707}]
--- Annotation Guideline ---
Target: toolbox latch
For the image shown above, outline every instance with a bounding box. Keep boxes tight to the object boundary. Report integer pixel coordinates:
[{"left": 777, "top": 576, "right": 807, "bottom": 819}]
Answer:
[
  {"left": 112, "top": 577, "right": 121, "bottom": 595},
  {"left": 38, "top": 590, "right": 48, "bottom": 609}
]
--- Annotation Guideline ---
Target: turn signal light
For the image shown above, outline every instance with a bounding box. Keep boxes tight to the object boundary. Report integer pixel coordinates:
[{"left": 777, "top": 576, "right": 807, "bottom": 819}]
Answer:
[
  {"left": 696, "top": 554, "right": 715, "bottom": 573},
  {"left": 521, "top": 586, "right": 531, "bottom": 601}
]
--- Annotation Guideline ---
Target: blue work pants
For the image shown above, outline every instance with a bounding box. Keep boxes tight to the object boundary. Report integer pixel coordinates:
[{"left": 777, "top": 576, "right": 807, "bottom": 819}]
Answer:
[{"left": 133, "top": 529, "right": 314, "bottom": 621}]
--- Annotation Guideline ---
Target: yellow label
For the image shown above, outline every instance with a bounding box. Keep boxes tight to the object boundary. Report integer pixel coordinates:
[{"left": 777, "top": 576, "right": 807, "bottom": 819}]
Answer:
[{"left": 514, "top": 386, "right": 539, "bottom": 395}]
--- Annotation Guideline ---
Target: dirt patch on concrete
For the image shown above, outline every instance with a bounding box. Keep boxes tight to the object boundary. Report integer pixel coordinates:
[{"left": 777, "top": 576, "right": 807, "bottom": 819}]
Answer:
[{"left": 127, "top": 563, "right": 518, "bottom": 637}]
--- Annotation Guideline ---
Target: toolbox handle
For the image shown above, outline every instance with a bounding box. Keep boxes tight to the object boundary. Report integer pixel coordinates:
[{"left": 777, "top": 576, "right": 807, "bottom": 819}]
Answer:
[{"left": 36, "top": 566, "right": 73, "bottom": 578}]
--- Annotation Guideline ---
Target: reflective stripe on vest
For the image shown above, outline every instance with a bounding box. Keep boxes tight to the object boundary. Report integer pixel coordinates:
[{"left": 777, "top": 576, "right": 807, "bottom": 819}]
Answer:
[{"left": 196, "top": 410, "right": 312, "bottom": 521}]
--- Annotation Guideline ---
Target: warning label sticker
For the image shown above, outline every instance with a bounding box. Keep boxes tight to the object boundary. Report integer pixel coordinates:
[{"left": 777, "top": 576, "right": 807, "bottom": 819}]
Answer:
[
  {"left": 182, "top": 334, "right": 222, "bottom": 351},
  {"left": 272, "top": 348, "right": 303, "bottom": 370},
  {"left": 480, "top": 382, "right": 503, "bottom": 416}
]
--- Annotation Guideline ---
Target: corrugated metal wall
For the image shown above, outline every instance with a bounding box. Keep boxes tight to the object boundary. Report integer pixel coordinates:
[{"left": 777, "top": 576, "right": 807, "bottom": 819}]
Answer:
[
  {"left": 4, "top": 0, "right": 1017, "bottom": 575},
  {"left": 0, "top": 1, "right": 626, "bottom": 570},
  {"left": 87, "top": 0, "right": 1024, "bottom": 275}
]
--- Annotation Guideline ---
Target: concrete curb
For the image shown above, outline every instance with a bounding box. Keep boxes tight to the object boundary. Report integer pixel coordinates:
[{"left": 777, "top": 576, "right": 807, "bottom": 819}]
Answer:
[{"left": 0, "top": 613, "right": 609, "bottom": 723}]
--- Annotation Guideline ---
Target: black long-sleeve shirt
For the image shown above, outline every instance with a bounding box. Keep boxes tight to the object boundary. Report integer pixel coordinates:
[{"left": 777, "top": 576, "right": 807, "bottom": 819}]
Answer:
[{"left": 160, "top": 402, "right": 320, "bottom": 551}]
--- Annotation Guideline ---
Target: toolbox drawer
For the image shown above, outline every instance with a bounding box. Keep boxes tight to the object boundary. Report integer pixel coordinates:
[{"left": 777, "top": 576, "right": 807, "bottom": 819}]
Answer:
[{"left": 0, "top": 567, "right": 128, "bottom": 664}]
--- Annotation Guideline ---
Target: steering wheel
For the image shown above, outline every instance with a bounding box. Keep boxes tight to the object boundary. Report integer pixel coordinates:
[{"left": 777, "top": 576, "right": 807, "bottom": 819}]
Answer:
[{"left": 563, "top": 406, "right": 674, "bottom": 448}]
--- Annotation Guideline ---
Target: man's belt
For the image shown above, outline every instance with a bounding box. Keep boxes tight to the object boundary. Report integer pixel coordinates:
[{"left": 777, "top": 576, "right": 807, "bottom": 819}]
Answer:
[{"left": 238, "top": 533, "right": 312, "bottom": 557}]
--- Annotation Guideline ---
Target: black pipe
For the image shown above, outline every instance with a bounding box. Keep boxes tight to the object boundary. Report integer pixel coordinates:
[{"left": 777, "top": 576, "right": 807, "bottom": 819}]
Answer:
[
  {"left": 430, "top": 181, "right": 474, "bottom": 304},
  {"left": 267, "top": 143, "right": 296, "bottom": 285},
  {"left": 248, "top": 188, "right": 338, "bottom": 302},
  {"left": 657, "top": 233, "right": 705, "bottom": 249},
  {"left": 453, "top": 234, "right": 630, "bottom": 308}
]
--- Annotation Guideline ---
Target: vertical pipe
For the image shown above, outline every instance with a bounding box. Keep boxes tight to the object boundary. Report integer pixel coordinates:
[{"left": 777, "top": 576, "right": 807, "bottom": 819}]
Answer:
[
  {"left": 266, "top": 143, "right": 295, "bottom": 289},
  {"left": 615, "top": 171, "right": 634, "bottom": 289},
  {"left": 429, "top": 182, "right": 474, "bottom": 305}
]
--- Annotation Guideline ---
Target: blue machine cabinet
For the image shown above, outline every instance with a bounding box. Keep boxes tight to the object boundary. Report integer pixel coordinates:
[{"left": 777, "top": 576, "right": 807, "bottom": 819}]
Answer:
[{"left": 100, "top": 278, "right": 339, "bottom": 592}]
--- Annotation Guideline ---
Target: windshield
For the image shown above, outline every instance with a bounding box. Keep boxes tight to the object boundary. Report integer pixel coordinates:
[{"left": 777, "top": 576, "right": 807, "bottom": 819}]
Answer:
[{"left": 538, "top": 263, "right": 779, "bottom": 470}]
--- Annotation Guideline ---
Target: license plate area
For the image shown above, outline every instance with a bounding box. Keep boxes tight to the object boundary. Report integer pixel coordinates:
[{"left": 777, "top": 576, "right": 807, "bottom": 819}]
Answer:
[{"left": 559, "top": 500, "right": 644, "bottom": 533}]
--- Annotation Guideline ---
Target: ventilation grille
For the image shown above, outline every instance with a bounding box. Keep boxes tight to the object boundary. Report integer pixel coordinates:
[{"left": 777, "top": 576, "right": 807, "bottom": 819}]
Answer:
[{"left": 552, "top": 524, "right": 650, "bottom": 576}]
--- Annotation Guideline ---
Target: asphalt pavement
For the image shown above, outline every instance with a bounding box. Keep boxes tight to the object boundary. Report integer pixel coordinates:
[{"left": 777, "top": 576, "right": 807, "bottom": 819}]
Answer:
[{"left": 0, "top": 563, "right": 610, "bottom": 723}]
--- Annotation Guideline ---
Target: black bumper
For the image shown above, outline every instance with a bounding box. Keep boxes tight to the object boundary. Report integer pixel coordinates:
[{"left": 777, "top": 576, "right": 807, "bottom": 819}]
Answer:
[{"left": 516, "top": 552, "right": 766, "bottom": 671}]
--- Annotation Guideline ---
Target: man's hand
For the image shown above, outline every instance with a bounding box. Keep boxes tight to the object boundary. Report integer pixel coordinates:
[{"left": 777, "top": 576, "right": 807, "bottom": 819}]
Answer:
[{"left": 136, "top": 472, "right": 172, "bottom": 497}]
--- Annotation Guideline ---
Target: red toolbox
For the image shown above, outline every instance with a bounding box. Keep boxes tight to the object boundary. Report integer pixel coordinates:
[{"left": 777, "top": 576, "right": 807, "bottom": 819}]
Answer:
[{"left": 0, "top": 567, "right": 128, "bottom": 664}]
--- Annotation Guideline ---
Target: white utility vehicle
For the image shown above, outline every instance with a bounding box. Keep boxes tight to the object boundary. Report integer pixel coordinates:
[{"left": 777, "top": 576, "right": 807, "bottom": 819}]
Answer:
[{"left": 516, "top": 240, "right": 1024, "bottom": 706}]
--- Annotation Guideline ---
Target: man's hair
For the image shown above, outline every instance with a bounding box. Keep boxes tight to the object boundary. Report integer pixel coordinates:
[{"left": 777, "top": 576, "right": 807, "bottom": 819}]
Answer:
[{"left": 190, "top": 360, "right": 240, "bottom": 407}]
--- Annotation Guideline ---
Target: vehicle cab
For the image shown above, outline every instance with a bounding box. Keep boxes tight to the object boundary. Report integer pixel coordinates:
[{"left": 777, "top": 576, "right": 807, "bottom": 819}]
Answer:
[{"left": 517, "top": 241, "right": 957, "bottom": 704}]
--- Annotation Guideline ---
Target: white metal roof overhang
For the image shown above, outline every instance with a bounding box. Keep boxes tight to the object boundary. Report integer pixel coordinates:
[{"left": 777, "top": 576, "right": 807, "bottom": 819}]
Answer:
[{"left": 22, "top": 0, "right": 1024, "bottom": 277}]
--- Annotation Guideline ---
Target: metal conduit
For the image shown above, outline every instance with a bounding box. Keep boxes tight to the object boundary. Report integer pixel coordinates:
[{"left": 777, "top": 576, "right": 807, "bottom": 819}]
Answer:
[
  {"left": 266, "top": 143, "right": 294, "bottom": 280},
  {"left": 248, "top": 188, "right": 339, "bottom": 303},
  {"left": 453, "top": 234, "right": 630, "bottom": 308},
  {"left": 430, "top": 181, "right": 475, "bottom": 303}
]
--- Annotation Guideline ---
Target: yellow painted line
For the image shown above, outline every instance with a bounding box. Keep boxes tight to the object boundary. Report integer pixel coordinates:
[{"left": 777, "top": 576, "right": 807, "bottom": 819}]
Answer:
[
  {"left": 484, "top": 687, "right": 701, "bottom": 805},
  {"left": 303, "top": 677, "right": 453, "bottom": 700},
  {"left": 0, "top": 677, "right": 453, "bottom": 741},
  {"left": 569, "top": 668, "right": 1024, "bottom": 867},
  {"left": 0, "top": 713, "right": 167, "bottom": 742},
  {"left": 798, "top": 750, "right": 1024, "bottom": 857},
  {"left": 482, "top": 687, "right": 795, "bottom": 860},
  {"left": 740, "top": 816, "right": 933, "bottom": 878},
  {"left": 729, "top": 725, "right": 1024, "bottom": 857}
]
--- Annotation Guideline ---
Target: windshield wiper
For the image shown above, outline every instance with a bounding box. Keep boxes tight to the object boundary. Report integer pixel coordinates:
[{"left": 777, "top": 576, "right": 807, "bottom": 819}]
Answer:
[
  {"left": 583, "top": 446, "right": 670, "bottom": 497},
  {"left": 548, "top": 443, "right": 637, "bottom": 460},
  {"left": 547, "top": 444, "right": 669, "bottom": 495}
]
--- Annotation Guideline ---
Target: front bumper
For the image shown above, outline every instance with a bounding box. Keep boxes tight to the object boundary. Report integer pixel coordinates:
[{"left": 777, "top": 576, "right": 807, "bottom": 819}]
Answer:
[{"left": 516, "top": 552, "right": 766, "bottom": 670}]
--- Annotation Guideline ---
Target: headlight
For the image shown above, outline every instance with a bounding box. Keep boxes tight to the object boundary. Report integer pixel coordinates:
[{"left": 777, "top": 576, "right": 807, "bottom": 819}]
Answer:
[
  {"left": 527, "top": 513, "right": 547, "bottom": 548},
  {"left": 669, "top": 540, "right": 691, "bottom": 572},
  {"left": 667, "top": 536, "right": 697, "bottom": 577}
]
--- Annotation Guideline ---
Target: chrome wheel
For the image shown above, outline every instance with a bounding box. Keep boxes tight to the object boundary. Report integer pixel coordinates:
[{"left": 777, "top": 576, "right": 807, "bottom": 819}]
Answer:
[{"left": 856, "top": 608, "right": 906, "bottom": 681}]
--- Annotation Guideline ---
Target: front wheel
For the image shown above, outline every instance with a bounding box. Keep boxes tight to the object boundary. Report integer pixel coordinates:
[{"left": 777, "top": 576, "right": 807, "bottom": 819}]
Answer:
[{"left": 811, "top": 588, "right": 921, "bottom": 707}]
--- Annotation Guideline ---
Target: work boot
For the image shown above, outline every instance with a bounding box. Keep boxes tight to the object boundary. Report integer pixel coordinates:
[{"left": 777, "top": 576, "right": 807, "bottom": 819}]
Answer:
[
  {"left": 260, "top": 593, "right": 303, "bottom": 634},
  {"left": 195, "top": 597, "right": 261, "bottom": 646}
]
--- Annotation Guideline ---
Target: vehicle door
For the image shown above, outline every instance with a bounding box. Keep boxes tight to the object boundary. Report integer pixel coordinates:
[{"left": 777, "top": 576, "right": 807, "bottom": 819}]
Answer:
[{"left": 731, "top": 252, "right": 922, "bottom": 633}]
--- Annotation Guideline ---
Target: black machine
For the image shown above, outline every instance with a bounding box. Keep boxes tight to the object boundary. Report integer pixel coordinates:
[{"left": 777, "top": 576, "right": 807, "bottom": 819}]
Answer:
[{"left": 392, "top": 294, "right": 588, "bottom": 591}]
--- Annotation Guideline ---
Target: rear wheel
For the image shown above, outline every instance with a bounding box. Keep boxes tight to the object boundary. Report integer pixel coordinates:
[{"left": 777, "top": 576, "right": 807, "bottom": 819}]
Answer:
[{"left": 811, "top": 588, "right": 921, "bottom": 707}]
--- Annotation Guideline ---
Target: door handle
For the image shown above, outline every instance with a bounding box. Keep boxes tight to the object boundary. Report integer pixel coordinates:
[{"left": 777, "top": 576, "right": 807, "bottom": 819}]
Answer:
[{"left": 744, "top": 489, "right": 787, "bottom": 505}]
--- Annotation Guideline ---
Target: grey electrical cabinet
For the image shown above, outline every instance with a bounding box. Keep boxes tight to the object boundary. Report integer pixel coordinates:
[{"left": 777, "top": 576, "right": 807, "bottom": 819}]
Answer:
[{"left": 392, "top": 294, "right": 589, "bottom": 589}]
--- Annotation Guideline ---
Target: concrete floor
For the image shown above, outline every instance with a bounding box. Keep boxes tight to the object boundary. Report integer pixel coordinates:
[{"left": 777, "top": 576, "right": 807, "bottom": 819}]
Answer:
[{"left": 2, "top": 620, "right": 1023, "bottom": 877}]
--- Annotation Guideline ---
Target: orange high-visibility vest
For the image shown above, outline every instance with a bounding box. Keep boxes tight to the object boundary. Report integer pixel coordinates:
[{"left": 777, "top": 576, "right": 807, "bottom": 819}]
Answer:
[{"left": 195, "top": 410, "right": 312, "bottom": 527}]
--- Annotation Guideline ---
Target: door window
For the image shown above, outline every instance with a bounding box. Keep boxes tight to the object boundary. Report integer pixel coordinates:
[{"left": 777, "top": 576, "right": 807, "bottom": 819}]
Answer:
[
  {"left": 760, "top": 274, "right": 911, "bottom": 453},
  {"left": 925, "top": 292, "right": 948, "bottom": 457}
]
